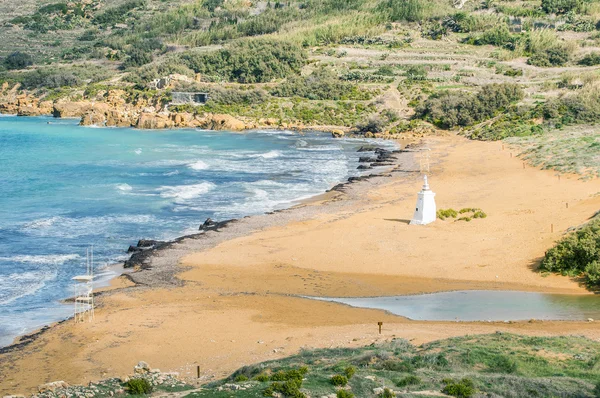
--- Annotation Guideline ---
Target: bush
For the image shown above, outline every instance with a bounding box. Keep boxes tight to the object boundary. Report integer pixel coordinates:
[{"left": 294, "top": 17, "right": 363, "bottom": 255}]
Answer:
[
  {"left": 442, "top": 378, "right": 475, "bottom": 398},
  {"left": 405, "top": 65, "right": 427, "bottom": 81},
  {"left": 379, "top": 0, "right": 428, "bottom": 22},
  {"left": 337, "top": 390, "right": 355, "bottom": 398},
  {"left": 3, "top": 52, "right": 33, "bottom": 70},
  {"left": 94, "top": 0, "right": 145, "bottom": 26},
  {"left": 437, "top": 209, "right": 458, "bottom": 220},
  {"left": 181, "top": 39, "right": 307, "bottom": 83},
  {"left": 264, "top": 380, "right": 306, "bottom": 398},
  {"left": 124, "top": 49, "right": 154, "bottom": 68},
  {"left": 416, "top": 83, "right": 523, "bottom": 128},
  {"left": 234, "top": 374, "right": 249, "bottom": 382},
  {"left": 381, "top": 388, "right": 395, "bottom": 397},
  {"left": 330, "top": 374, "right": 348, "bottom": 386},
  {"left": 585, "top": 261, "right": 600, "bottom": 286},
  {"left": 465, "top": 25, "right": 516, "bottom": 49},
  {"left": 271, "top": 69, "right": 373, "bottom": 100},
  {"left": 126, "top": 378, "right": 153, "bottom": 395},
  {"left": 578, "top": 53, "right": 600, "bottom": 66},
  {"left": 255, "top": 373, "right": 270, "bottom": 382},
  {"left": 541, "top": 0, "right": 581, "bottom": 14},
  {"left": 488, "top": 355, "right": 518, "bottom": 373},
  {"left": 540, "top": 219, "right": 600, "bottom": 287},
  {"left": 356, "top": 115, "right": 387, "bottom": 134},
  {"left": 395, "top": 375, "right": 421, "bottom": 387},
  {"left": 528, "top": 46, "right": 570, "bottom": 67},
  {"left": 343, "top": 366, "right": 356, "bottom": 379},
  {"left": 594, "top": 381, "right": 600, "bottom": 398}
]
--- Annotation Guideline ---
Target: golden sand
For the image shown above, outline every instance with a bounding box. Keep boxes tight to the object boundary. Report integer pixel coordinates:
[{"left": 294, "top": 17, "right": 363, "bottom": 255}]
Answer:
[{"left": 1, "top": 135, "right": 599, "bottom": 395}]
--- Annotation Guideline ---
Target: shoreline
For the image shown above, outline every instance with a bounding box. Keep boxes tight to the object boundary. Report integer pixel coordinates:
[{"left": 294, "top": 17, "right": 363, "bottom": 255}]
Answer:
[
  {"left": 0, "top": 136, "right": 408, "bottom": 353},
  {"left": 2, "top": 133, "right": 600, "bottom": 395}
]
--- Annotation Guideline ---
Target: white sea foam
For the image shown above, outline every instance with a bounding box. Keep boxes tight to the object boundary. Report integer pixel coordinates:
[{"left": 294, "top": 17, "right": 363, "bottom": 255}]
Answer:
[
  {"left": 21, "top": 215, "right": 158, "bottom": 238},
  {"left": 158, "top": 182, "right": 215, "bottom": 203},
  {"left": 0, "top": 254, "right": 80, "bottom": 265},
  {"left": 134, "top": 148, "right": 143, "bottom": 155},
  {"left": 188, "top": 160, "right": 209, "bottom": 170},
  {"left": 0, "top": 269, "right": 59, "bottom": 305},
  {"left": 115, "top": 183, "right": 133, "bottom": 192}
]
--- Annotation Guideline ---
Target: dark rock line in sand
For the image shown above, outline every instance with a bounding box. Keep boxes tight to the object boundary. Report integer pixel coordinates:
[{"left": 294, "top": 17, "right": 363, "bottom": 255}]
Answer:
[{"left": 123, "top": 144, "right": 422, "bottom": 271}]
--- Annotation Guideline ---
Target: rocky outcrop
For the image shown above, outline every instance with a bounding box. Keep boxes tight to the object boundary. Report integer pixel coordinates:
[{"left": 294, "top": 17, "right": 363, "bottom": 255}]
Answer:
[
  {"left": 0, "top": 85, "right": 53, "bottom": 116},
  {"left": 53, "top": 101, "right": 93, "bottom": 118}
]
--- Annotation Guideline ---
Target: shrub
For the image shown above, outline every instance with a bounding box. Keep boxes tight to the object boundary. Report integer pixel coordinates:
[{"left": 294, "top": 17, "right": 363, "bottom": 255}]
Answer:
[
  {"left": 234, "top": 374, "right": 249, "bottom": 382},
  {"left": 585, "top": 261, "right": 600, "bottom": 286},
  {"left": 181, "top": 39, "right": 307, "bottom": 83},
  {"left": 416, "top": 83, "right": 523, "bottom": 128},
  {"left": 124, "top": 49, "right": 154, "bottom": 68},
  {"left": 381, "top": 388, "right": 396, "bottom": 397},
  {"left": 405, "top": 65, "right": 428, "bottom": 81},
  {"left": 126, "top": 378, "right": 153, "bottom": 395},
  {"left": 356, "top": 115, "right": 387, "bottom": 134},
  {"left": 379, "top": 0, "right": 428, "bottom": 22},
  {"left": 442, "top": 378, "right": 475, "bottom": 398},
  {"left": 437, "top": 209, "right": 458, "bottom": 220},
  {"left": 255, "top": 373, "right": 270, "bottom": 382},
  {"left": 594, "top": 381, "right": 600, "bottom": 398},
  {"left": 344, "top": 366, "right": 356, "bottom": 379},
  {"left": 337, "top": 390, "right": 355, "bottom": 398},
  {"left": 488, "top": 355, "right": 518, "bottom": 373},
  {"left": 271, "top": 69, "right": 373, "bottom": 100},
  {"left": 578, "top": 53, "right": 600, "bottom": 66},
  {"left": 3, "top": 52, "right": 33, "bottom": 70},
  {"left": 540, "top": 219, "right": 600, "bottom": 287},
  {"left": 94, "top": 0, "right": 146, "bottom": 26},
  {"left": 541, "top": 0, "right": 581, "bottom": 14},
  {"left": 466, "top": 25, "right": 516, "bottom": 49},
  {"left": 528, "top": 46, "right": 570, "bottom": 67},
  {"left": 264, "top": 380, "right": 306, "bottom": 398},
  {"left": 331, "top": 374, "right": 348, "bottom": 386},
  {"left": 395, "top": 375, "right": 421, "bottom": 387}
]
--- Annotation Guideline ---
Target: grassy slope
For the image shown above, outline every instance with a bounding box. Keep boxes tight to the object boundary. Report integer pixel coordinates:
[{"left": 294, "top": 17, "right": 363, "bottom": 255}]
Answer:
[{"left": 186, "top": 333, "right": 600, "bottom": 397}]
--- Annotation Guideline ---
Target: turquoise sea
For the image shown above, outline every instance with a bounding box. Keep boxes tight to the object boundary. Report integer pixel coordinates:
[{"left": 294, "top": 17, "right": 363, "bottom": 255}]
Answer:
[{"left": 0, "top": 115, "right": 395, "bottom": 346}]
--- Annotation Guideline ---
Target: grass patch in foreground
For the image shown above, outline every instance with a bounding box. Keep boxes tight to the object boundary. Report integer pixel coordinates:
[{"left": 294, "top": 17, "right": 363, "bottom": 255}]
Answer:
[{"left": 185, "top": 333, "right": 600, "bottom": 398}]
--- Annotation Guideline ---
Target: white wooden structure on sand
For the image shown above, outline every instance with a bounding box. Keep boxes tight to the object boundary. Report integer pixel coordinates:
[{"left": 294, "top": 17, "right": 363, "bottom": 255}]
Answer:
[
  {"left": 73, "top": 247, "right": 95, "bottom": 322},
  {"left": 410, "top": 175, "right": 437, "bottom": 225}
]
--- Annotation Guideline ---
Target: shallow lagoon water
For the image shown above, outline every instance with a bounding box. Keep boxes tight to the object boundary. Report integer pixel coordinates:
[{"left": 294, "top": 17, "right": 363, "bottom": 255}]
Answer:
[
  {"left": 319, "top": 290, "right": 600, "bottom": 321},
  {"left": 0, "top": 116, "right": 396, "bottom": 346}
]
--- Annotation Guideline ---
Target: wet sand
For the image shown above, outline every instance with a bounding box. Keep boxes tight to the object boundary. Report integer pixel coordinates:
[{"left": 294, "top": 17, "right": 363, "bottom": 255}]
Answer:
[{"left": 1, "top": 135, "right": 600, "bottom": 395}]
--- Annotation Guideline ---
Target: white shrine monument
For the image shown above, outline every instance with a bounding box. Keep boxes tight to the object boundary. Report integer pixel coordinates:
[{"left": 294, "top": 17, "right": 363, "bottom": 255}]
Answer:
[{"left": 410, "top": 175, "right": 437, "bottom": 225}]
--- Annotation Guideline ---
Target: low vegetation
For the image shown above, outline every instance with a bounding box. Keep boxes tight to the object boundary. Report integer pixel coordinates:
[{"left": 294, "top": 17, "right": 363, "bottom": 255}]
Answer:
[
  {"left": 540, "top": 217, "right": 600, "bottom": 288},
  {"left": 184, "top": 333, "right": 600, "bottom": 397},
  {"left": 437, "top": 208, "right": 487, "bottom": 221}
]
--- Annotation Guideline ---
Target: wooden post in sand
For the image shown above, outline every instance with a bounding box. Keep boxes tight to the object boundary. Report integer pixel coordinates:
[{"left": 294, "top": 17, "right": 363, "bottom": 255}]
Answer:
[
  {"left": 378, "top": 322, "right": 383, "bottom": 334},
  {"left": 566, "top": 203, "right": 569, "bottom": 209},
  {"left": 197, "top": 365, "right": 200, "bottom": 378},
  {"left": 551, "top": 224, "right": 554, "bottom": 233}
]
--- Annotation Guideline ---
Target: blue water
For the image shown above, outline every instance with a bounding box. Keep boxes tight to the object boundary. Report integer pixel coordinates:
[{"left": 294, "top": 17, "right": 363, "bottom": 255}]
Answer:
[
  {"left": 0, "top": 116, "right": 396, "bottom": 346},
  {"left": 318, "top": 290, "right": 600, "bottom": 321}
]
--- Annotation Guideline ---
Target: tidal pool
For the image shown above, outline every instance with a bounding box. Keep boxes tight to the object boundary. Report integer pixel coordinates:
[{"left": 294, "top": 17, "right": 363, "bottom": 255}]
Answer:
[{"left": 316, "top": 290, "right": 600, "bottom": 321}]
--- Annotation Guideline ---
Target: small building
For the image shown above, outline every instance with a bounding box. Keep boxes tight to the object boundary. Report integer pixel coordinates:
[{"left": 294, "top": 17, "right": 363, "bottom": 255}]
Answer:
[
  {"left": 171, "top": 92, "right": 209, "bottom": 105},
  {"left": 410, "top": 175, "right": 437, "bottom": 225}
]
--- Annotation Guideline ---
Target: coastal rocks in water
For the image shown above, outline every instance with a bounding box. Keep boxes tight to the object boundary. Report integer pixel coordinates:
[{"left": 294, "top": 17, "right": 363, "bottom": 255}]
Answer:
[
  {"left": 331, "top": 129, "right": 345, "bottom": 138},
  {"left": 199, "top": 218, "right": 236, "bottom": 231},
  {"left": 137, "top": 239, "right": 162, "bottom": 248},
  {"left": 38, "top": 381, "right": 69, "bottom": 393}
]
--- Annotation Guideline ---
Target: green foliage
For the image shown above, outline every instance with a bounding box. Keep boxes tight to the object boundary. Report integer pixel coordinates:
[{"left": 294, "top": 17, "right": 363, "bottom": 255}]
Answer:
[
  {"left": 330, "top": 374, "right": 348, "bottom": 386},
  {"left": 465, "top": 107, "right": 543, "bottom": 141},
  {"left": 578, "top": 53, "right": 600, "bottom": 66},
  {"left": 528, "top": 46, "right": 570, "bottom": 67},
  {"left": 381, "top": 388, "right": 395, "bottom": 397},
  {"left": 437, "top": 208, "right": 458, "bottom": 220},
  {"left": 379, "top": 0, "right": 428, "bottom": 22},
  {"left": 595, "top": 381, "right": 600, "bottom": 397},
  {"left": 124, "top": 49, "right": 153, "bottom": 68},
  {"left": 264, "top": 380, "right": 306, "bottom": 398},
  {"left": 234, "top": 374, "right": 249, "bottom": 382},
  {"left": 543, "top": 87, "right": 600, "bottom": 125},
  {"left": 181, "top": 39, "right": 307, "bottom": 83},
  {"left": 270, "top": 367, "right": 308, "bottom": 382},
  {"left": 540, "top": 218, "right": 600, "bottom": 287},
  {"left": 343, "top": 366, "right": 356, "bottom": 379},
  {"left": 442, "top": 378, "right": 475, "bottom": 398},
  {"left": 336, "top": 390, "right": 354, "bottom": 398},
  {"left": 3, "top": 52, "right": 33, "bottom": 70},
  {"left": 271, "top": 69, "right": 374, "bottom": 100},
  {"left": 126, "top": 378, "right": 153, "bottom": 395},
  {"left": 94, "top": 0, "right": 146, "bottom": 27},
  {"left": 416, "top": 83, "right": 523, "bottom": 128},
  {"left": 395, "top": 375, "right": 421, "bottom": 387},
  {"left": 255, "top": 373, "right": 270, "bottom": 382},
  {"left": 487, "top": 355, "right": 518, "bottom": 373},
  {"left": 541, "top": 0, "right": 581, "bottom": 14},
  {"left": 464, "top": 25, "right": 517, "bottom": 49},
  {"left": 558, "top": 12, "right": 596, "bottom": 32},
  {"left": 405, "top": 65, "right": 428, "bottom": 81}
]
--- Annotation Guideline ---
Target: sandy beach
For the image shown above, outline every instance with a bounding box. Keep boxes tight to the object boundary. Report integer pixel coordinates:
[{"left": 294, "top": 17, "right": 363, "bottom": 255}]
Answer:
[{"left": 1, "top": 134, "right": 600, "bottom": 395}]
